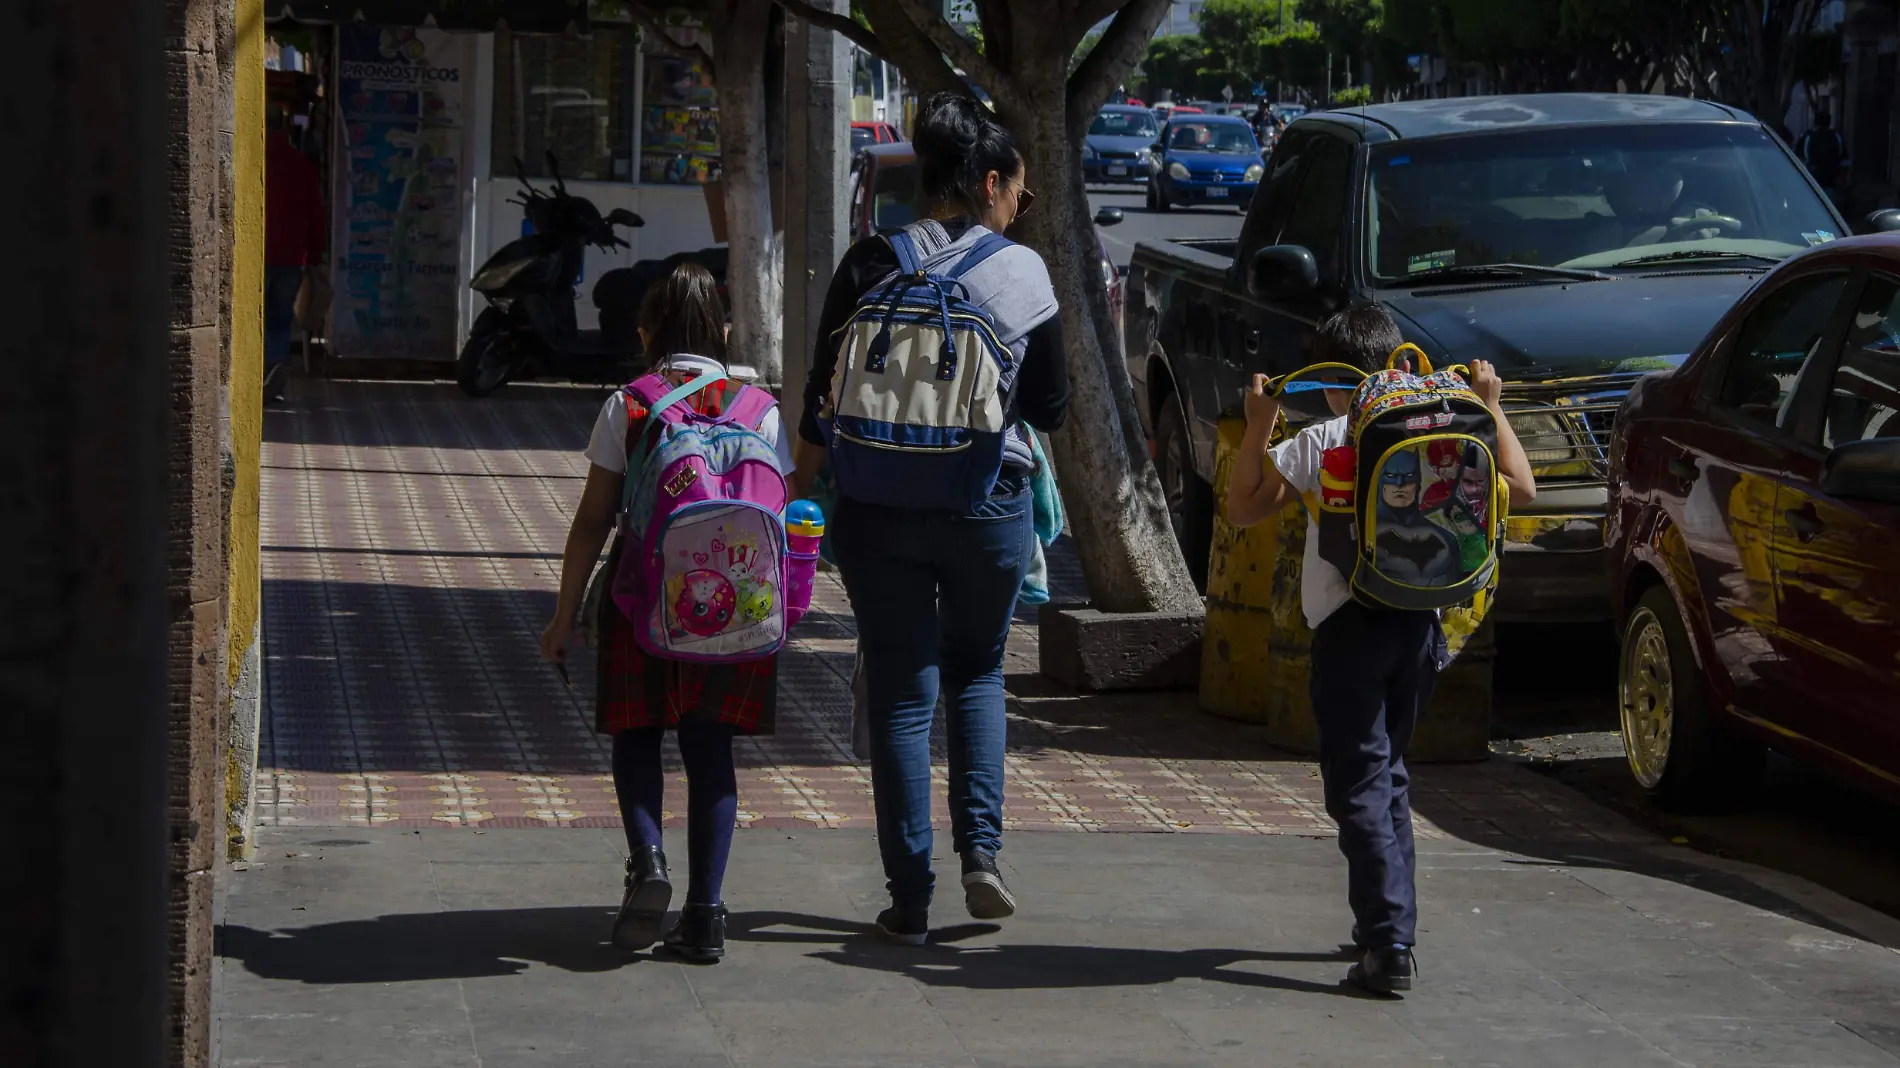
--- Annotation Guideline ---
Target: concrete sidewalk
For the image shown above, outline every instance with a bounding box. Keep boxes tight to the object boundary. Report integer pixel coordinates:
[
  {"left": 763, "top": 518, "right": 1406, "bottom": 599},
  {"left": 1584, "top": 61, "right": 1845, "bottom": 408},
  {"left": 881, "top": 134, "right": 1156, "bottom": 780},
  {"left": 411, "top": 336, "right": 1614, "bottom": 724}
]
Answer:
[{"left": 218, "top": 827, "right": 1900, "bottom": 1068}]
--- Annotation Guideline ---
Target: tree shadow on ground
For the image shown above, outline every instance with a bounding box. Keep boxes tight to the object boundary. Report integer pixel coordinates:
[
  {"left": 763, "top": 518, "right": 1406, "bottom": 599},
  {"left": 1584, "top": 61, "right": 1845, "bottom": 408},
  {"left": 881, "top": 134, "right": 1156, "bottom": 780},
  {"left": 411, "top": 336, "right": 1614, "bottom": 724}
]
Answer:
[{"left": 263, "top": 378, "right": 606, "bottom": 451}]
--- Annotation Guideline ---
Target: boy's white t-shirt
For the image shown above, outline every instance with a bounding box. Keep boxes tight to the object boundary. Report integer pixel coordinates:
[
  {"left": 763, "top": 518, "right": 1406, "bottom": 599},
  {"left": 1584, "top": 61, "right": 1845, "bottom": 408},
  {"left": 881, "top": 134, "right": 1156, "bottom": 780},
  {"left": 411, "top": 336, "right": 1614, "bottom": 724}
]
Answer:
[
  {"left": 1266, "top": 415, "right": 1352, "bottom": 630},
  {"left": 582, "top": 353, "right": 795, "bottom": 475}
]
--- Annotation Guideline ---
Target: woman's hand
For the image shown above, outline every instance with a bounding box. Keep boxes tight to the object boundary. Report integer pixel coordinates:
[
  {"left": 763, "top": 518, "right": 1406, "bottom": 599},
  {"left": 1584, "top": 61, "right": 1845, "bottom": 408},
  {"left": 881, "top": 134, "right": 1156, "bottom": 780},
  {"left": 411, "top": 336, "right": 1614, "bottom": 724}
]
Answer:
[{"left": 540, "top": 613, "right": 573, "bottom": 664}]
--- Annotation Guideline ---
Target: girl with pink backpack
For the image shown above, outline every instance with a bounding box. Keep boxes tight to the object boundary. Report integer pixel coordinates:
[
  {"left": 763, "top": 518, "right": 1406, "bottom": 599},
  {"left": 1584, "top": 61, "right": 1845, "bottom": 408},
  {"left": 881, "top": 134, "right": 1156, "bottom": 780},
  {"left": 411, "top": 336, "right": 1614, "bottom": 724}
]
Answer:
[{"left": 540, "top": 261, "right": 804, "bottom": 963}]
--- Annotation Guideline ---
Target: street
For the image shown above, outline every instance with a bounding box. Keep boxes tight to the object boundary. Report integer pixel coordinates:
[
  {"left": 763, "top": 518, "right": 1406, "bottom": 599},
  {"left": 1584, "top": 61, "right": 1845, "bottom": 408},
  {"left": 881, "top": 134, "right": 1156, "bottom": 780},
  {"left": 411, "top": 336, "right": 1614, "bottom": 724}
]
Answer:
[
  {"left": 215, "top": 379, "right": 1900, "bottom": 1068},
  {"left": 1088, "top": 184, "right": 1244, "bottom": 270}
]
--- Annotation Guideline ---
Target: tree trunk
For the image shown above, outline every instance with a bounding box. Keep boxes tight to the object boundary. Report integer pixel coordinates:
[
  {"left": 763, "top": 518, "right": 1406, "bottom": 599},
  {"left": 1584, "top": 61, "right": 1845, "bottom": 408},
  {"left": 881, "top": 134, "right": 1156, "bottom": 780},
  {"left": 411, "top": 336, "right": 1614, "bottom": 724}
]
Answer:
[
  {"left": 828, "top": 0, "right": 1197, "bottom": 614},
  {"left": 998, "top": 32, "right": 1199, "bottom": 615},
  {"left": 713, "top": 1, "right": 785, "bottom": 385}
]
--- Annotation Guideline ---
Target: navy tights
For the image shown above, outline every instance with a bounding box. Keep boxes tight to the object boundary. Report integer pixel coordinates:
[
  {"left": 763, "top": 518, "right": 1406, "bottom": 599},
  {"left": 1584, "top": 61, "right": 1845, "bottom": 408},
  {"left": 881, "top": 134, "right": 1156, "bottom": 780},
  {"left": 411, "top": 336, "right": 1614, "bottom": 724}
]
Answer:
[{"left": 611, "top": 720, "right": 738, "bottom": 906}]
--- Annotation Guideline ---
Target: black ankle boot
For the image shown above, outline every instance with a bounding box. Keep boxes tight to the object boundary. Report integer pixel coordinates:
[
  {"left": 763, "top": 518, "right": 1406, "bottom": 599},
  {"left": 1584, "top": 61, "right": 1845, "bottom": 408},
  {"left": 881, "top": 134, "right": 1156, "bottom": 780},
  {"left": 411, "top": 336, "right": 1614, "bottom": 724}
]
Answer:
[
  {"left": 611, "top": 846, "right": 671, "bottom": 952},
  {"left": 660, "top": 903, "right": 728, "bottom": 963}
]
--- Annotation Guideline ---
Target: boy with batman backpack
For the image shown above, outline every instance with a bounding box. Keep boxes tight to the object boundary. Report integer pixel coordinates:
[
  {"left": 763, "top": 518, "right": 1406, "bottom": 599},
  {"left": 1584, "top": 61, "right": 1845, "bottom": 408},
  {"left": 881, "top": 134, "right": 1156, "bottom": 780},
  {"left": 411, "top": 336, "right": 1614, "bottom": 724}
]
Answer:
[{"left": 1226, "top": 305, "right": 1537, "bottom": 993}]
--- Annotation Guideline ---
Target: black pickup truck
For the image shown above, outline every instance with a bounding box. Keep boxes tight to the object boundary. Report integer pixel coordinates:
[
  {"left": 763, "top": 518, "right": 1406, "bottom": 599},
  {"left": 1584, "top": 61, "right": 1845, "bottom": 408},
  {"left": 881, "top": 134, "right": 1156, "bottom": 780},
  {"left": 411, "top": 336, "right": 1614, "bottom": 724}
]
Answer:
[{"left": 1124, "top": 93, "right": 1852, "bottom": 621}]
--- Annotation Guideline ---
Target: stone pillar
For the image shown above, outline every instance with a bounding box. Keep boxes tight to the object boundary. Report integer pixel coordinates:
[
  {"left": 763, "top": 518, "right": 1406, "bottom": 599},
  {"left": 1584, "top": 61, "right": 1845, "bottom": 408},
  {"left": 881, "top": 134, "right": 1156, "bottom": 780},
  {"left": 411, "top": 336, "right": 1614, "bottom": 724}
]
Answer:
[
  {"left": 780, "top": 0, "right": 850, "bottom": 416},
  {"left": 165, "top": 0, "right": 233, "bottom": 1060},
  {"left": 224, "top": 0, "right": 266, "bottom": 863},
  {"left": 0, "top": 0, "right": 172, "bottom": 1062}
]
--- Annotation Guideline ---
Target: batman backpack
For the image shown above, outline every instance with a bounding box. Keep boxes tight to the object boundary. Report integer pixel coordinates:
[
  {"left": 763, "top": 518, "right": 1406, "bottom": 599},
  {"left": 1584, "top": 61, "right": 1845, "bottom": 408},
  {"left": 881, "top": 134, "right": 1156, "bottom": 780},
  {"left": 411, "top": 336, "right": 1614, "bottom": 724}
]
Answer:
[
  {"left": 1278, "top": 344, "right": 1506, "bottom": 616},
  {"left": 818, "top": 223, "right": 1020, "bottom": 511}
]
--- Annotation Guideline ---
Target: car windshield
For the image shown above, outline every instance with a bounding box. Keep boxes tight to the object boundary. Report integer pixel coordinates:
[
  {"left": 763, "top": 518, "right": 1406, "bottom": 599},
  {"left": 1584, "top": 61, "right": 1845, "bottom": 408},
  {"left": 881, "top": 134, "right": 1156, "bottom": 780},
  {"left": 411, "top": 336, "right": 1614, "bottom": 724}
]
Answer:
[
  {"left": 871, "top": 163, "right": 919, "bottom": 230},
  {"left": 1091, "top": 110, "right": 1158, "bottom": 137},
  {"left": 1368, "top": 123, "right": 1840, "bottom": 282},
  {"left": 1167, "top": 122, "right": 1257, "bottom": 154},
  {"left": 850, "top": 126, "right": 876, "bottom": 154}
]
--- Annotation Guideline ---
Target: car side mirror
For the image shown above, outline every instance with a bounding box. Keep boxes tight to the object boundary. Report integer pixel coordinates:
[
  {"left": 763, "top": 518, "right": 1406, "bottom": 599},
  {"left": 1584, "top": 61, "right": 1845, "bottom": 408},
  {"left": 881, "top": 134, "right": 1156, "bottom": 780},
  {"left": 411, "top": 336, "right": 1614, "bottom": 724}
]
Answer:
[
  {"left": 605, "top": 207, "right": 644, "bottom": 228},
  {"left": 1094, "top": 207, "right": 1125, "bottom": 227},
  {"left": 1821, "top": 437, "right": 1900, "bottom": 505},
  {"left": 1859, "top": 208, "right": 1900, "bottom": 235},
  {"left": 1248, "top": 244, "right": 1320, "bottom": 302},
  {"left": 1151, "top": 142, "right": 1164, "bottom": 153}
]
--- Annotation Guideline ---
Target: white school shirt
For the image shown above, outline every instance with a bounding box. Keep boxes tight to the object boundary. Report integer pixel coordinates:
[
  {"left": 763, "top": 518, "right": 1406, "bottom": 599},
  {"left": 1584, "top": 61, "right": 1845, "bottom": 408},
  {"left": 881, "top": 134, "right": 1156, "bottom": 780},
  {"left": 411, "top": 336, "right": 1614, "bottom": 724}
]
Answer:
[
  {"left": 1266, "top": 415, "right": 1353, "bottom": 630},
  {"left": 583, "top": 353, "right": 796, "bottom": 476}
]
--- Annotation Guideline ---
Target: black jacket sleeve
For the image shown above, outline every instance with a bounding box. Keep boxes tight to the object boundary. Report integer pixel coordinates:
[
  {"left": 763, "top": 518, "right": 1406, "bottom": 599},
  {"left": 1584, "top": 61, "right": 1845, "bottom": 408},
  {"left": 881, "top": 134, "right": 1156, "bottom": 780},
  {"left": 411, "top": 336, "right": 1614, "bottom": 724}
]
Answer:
[
  {"left": 799, "top": 236, "right": 898, "bottom": 446},
  {"left": 1014, "top": 314, "right": 1070, "bottom": 433}
]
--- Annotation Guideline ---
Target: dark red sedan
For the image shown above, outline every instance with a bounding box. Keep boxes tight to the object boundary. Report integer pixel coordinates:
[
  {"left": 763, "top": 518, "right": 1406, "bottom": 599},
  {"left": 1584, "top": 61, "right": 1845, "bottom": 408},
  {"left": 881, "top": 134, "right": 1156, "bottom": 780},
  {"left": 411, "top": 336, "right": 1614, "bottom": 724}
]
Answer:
[{"left": 1607, "top": 231, "right": 1900, "bottom": 809}]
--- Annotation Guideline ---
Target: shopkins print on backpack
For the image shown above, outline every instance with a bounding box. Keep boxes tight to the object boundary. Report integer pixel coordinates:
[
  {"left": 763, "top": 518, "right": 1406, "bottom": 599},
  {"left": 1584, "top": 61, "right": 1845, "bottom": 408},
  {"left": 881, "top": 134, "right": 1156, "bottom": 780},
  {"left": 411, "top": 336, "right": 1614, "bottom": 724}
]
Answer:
[{"left": 611, "top": 369, "right": 820, "bottom": 663}]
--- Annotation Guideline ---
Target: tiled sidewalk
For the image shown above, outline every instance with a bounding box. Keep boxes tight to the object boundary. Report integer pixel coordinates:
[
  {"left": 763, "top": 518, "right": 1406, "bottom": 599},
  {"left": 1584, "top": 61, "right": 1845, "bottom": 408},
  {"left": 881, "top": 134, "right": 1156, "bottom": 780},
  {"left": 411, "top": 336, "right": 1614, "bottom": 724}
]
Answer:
[{"left": 257, "top": 379, "right": 1645, "bottom": 845}]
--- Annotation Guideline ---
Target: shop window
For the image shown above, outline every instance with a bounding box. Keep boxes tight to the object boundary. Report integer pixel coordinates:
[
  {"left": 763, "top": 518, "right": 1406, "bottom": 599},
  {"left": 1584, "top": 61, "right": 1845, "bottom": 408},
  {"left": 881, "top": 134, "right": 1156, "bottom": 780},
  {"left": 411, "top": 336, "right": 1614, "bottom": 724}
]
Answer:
[
  {"left": 639, "top": 36, "right": 721, "bottom": 185},
  {"left": 493, "top": 27, "right": 635, "bottom": 182}
]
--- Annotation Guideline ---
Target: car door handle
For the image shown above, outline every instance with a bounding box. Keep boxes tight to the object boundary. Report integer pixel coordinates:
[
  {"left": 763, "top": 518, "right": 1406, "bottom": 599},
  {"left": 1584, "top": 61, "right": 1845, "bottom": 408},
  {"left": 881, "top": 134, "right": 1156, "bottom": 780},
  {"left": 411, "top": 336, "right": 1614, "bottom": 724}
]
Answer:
[
  {"left": 1667, "top": 458, "right": 1699, "bottom": 483},
  {"left": 1243, "top": 328, "right": 1261, "bottom": 354},
  {"left": 1783, "top": 504, "right": 1824, "bottom": 543}
]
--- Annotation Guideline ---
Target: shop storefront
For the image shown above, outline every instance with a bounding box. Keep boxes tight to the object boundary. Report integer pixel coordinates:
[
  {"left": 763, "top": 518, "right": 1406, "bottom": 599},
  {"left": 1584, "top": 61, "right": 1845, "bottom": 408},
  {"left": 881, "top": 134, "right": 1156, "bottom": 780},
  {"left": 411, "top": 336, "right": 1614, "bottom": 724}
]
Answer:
[{"left": 265, "top": 4, "right": 726, "bottom": 363}]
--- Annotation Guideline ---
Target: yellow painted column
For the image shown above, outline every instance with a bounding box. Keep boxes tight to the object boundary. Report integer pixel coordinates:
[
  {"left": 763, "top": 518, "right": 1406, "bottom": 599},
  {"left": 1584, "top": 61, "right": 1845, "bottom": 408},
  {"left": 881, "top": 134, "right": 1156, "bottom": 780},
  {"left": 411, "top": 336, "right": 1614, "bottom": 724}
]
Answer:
[
  {"left": 225, "top": 0, "right": 265, "bottom": 858},
  {"left": 1200, "top": 415, "right": 1320, "bottom": 747},
  {"left": 1199, "top": 414, "right": 1494, "bottom": 762}
]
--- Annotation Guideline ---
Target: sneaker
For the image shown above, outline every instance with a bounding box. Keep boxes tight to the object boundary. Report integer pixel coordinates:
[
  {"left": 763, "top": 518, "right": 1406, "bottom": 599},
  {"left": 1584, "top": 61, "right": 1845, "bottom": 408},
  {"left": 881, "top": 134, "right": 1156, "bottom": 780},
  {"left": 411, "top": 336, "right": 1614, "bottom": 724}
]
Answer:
[
  {"left": 960, "top": 851, "right": 1016, "bottom": 920},
  {"left": 659, "top": 902, "right": 727, "bottom": 964},
  {"left": 875, "top": 904, "right": 929, "bottom": 946},
  {"left": 610, "top": 846, "right": 672, "bottom": 952},
  {"left": 1347, "top": 944, "right": 1417, "bottom": 994}
]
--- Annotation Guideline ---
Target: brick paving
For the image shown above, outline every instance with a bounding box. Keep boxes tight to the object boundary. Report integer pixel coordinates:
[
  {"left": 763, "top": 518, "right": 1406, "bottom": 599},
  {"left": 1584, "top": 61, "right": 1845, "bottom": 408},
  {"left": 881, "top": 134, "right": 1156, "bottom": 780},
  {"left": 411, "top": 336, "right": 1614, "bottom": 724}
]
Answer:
[{"left": 257, "top": 378, "right": 1647, "bottom": 845}]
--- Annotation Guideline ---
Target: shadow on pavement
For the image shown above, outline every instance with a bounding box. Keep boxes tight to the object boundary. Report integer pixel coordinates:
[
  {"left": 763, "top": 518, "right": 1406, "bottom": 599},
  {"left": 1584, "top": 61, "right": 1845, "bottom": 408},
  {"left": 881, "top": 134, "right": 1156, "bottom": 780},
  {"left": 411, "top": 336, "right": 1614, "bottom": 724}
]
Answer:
[
  {"left": 734, "top": 911, "right": 1374, "bottom": 997},
  {"left": 219, "top": 906, "right": 1375, "bottom": 997},
  {"left": 219, "top": 907, "right": 628, "bottom": 982}
]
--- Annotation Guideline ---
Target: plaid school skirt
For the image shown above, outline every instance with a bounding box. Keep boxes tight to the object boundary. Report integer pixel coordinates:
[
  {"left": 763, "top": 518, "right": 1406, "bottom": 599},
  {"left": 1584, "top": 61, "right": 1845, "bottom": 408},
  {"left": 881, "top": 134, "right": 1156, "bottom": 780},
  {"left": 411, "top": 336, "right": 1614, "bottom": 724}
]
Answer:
[{"left": 594, "top": 541, "right": 777, "bottom": 736}]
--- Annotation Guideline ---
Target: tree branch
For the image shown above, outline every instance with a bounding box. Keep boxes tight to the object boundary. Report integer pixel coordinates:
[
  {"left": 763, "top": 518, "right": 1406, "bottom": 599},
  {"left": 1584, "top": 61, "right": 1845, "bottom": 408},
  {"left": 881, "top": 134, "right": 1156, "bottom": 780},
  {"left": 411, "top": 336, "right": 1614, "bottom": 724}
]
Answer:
[
  {"left": 772, "top": 0, "right": 891, "bottom": 64},
  {"left": 889, "top": 0, "right": 1006, "bottom": 93},
  {"left": 857, "top": 0, "right": 977, "bottom": 100},
  {"left": 1074, "top": 0, "right": 1137, "bottom": 30},
  {"left": 627, "top": 2, "right": 714, "bottom": 66},
  {"left": 1067, "top": 0, "right": 1170, "bottom": 139},
  {"left": 971, "top": 0, "right": 1012, "bottom": 69}
]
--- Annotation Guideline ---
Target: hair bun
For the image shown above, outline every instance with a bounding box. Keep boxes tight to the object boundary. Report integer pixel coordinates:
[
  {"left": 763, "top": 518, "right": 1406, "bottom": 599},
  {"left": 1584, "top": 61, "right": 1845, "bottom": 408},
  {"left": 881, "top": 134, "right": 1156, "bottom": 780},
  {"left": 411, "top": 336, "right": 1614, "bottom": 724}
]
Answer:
[{"left": 913, "top": 91, "right": 1019, "bottom": 209}]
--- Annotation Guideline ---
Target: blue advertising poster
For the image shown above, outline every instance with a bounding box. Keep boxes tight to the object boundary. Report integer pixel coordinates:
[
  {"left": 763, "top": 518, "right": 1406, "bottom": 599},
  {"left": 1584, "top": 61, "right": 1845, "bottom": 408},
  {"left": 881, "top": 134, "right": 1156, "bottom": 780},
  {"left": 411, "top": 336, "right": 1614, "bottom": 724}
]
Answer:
[{"left": 333, "top": 25, "right": 468, "bottom": 360}]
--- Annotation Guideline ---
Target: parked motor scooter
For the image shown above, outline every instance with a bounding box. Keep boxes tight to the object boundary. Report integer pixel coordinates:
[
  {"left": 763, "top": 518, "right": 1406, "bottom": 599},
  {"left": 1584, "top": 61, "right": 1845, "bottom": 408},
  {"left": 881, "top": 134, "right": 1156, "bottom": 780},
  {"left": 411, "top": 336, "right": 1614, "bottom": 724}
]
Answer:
[{"left": 457, "top": 153, "right": 645, "bottom": 397}]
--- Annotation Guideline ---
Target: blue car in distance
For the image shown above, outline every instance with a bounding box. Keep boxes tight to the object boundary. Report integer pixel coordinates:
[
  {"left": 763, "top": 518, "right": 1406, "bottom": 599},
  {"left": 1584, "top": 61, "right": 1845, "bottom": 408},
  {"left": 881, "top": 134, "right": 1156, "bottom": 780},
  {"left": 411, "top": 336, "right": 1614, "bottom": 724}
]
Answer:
[
  {"left": 1083, "top": 105, "right": 1161, "bottom": 185},
  {"left": 1146, "top": 115, "right": 1262, "bottom": 212}
]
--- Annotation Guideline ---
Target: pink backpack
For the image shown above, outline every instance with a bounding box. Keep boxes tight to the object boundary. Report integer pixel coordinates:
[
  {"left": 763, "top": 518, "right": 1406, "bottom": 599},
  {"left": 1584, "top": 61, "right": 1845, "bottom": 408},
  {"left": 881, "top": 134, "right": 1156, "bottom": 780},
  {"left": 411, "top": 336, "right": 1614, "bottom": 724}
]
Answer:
[{"left": 610, "top": 369, "right": 808, "bottom": 663}]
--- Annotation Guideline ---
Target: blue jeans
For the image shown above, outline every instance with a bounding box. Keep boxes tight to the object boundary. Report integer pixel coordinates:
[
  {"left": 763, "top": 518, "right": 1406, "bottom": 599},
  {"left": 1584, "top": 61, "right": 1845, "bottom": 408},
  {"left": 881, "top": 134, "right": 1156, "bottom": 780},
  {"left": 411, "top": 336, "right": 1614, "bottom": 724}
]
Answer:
[
  {"left": 264, "top": 265, "right": 303, "bottom": 372},
  {"left": 832, "top": 480, "right": 1032, "bottom": 908},
  {"left": 1308, "top": 601, "right": 1439, "bottom": 948}
]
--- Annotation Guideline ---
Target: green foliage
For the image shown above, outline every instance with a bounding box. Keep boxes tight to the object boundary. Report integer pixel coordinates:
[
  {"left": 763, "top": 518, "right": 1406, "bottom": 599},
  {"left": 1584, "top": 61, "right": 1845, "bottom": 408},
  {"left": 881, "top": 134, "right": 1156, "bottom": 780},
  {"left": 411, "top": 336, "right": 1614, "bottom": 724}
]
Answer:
[
  {"left": 1136, "top": 34, "right": 1209, "bottom": 99},
  {"left": 1332, "top": 83, "right": 1372, "bottom": 106}
]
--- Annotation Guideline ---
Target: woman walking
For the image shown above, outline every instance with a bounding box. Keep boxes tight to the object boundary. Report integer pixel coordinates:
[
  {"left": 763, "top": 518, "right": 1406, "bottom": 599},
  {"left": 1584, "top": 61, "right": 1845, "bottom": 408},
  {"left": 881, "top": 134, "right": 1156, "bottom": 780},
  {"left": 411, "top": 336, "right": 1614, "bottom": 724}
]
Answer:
[
  {"left": 791, "top": 92, "right": 1069, "bottom": 944},
  {"left": 541, "top": 262, "right": 792, "bottom": 963}
]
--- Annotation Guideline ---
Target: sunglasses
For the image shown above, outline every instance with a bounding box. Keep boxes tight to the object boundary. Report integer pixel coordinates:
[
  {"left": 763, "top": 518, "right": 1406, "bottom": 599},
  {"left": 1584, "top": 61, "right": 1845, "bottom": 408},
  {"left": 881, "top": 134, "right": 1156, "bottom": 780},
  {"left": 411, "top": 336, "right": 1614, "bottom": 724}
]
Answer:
[{"left": 1007, "top": 177, "right": 1036, "bottom": 220}]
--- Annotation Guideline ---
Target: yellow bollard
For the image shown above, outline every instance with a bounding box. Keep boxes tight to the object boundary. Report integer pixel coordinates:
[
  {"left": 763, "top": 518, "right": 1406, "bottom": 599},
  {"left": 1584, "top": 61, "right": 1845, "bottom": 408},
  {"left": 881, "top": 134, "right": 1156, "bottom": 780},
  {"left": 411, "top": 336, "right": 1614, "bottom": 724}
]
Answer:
[{"left": 1199, "top": 415, "right": 1493, "bottom": 762}]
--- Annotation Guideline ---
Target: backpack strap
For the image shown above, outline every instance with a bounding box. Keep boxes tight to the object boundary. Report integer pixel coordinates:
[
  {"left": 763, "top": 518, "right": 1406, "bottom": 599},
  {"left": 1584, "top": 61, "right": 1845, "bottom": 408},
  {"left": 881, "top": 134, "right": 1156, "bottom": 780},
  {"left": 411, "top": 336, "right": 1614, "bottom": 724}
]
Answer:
[
  {"left": 718, "top": 383, "right": 779, "bottom": 432},
  {"left": 945, "top": 231, "right": 1013, "bottom": 281},
  {"left": 886, "top": 228, "right": 925, "bottom": 278},
  {"left": 619, "top": 372, "right": 729, "bottom": 511}
]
